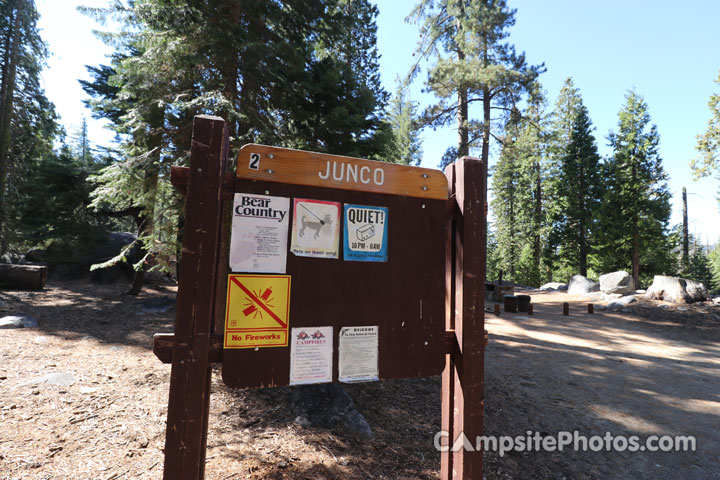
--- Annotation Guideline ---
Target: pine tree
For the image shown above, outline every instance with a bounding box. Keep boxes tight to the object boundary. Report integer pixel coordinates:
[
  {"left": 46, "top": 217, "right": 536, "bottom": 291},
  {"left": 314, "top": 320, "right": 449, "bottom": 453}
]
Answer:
[
  {"left": 693, "top": 69, "right": 720, "bottom": 179},
  {"left": 0, "top": 0, "right": 58, "bottom": 252},
  {"left": 386, "top": 78, "right": 423, "bottom": 165},
  {"left": 596, "top": 90, "right": 672, "bottom": 286},
  {"left": 490, "top": 85, "right": 549, "bottom": 286},
  {"left": 408, "top": 0, "right": 543, "bottom": 169},
  {"left": 0, "top": 0, "right": 59, "bottom": 253},
  {"left": 550, "top": 103, "right": 602, "bottom": 277},
  {"left": 81, "top": 0, "right": 393, "bottom": 293}
]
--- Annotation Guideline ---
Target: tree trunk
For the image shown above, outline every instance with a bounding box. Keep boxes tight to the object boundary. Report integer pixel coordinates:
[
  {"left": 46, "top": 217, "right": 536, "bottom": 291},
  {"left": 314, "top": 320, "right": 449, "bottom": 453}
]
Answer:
[
  {"left": 682, "top": 186, "right": 688, "bottom": 264},
  {"left": 632, "top": 230, "right": 640, "bottom": 289},
  {"left": 533, "top": 158, "right": 542, "bottom": 283},
  {"left": 482, "top": 86, "right": 491, "bottom": 168},
  {"left": 0, "top": 0, "right": 25, "bottom": 253},
  {"left": 455, "top": 6, "right": 468, "bottom": 159},
  {"left": 0, "top": 263, "right": 48, "bottom": 290},
  {"left": 127, "top": 262, "right": 147, "bottom": 295}
]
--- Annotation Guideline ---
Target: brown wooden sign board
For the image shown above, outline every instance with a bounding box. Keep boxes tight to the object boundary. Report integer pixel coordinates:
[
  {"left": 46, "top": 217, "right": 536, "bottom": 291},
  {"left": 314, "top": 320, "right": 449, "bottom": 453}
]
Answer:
[
  {"left": 156, "top": 117, "right": 486, "bottom": 480},
  {"left": 221, "top": 144, "right": 448, "bottom": 388}
]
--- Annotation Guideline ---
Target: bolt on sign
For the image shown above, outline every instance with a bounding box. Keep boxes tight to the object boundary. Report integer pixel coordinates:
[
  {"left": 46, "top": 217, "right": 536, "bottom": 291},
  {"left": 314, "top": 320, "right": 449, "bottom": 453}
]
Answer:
[{"left": 223, "top": 144, "right": 450, "bottom": 389}]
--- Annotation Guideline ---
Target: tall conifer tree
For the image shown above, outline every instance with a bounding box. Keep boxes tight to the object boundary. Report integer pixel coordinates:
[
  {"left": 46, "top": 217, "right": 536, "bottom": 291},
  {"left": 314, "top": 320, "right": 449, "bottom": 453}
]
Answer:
[
  {"left": 407, "top": 0, "right": 543, "bottom": 169},
  {"left": 597, "top": 90, "right": 671, "bottom": 286},
  {"left": 550, "top": 103, "right": 602, "bottom": 277}
]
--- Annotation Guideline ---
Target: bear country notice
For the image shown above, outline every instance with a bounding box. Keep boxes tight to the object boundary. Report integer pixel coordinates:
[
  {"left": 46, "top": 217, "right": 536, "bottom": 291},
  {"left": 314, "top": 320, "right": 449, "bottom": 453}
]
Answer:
[{"left": 229, "top": 193, "right": 290, "bottom": 273}]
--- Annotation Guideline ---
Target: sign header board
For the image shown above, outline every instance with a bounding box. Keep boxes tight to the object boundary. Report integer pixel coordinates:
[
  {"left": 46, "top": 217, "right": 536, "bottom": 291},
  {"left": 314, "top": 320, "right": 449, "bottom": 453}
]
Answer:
[{"left": 237, "top": 144, "right": 448, "bottom": 200}]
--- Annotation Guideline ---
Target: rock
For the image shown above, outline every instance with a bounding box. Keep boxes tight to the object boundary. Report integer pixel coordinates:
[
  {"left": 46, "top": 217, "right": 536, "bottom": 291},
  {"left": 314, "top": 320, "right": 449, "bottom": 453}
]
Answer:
[
  {"left": 599, "top": 271, "right": 635, "bottom": 295},
  {"left": 677, "top": 306, "right": 688, "bottom": 312},
  {"left": 0, "top": 253, "right": 12, "bottom": 264},
  {"left": 607, "top": 296, "right": 637, "bottom": 310},
  {"left": 713, "top": 297, "right": 720, "bottom": 304},
  {"left": 567, "top": 275, "right": 599, "bottom": 294},
  {"left": 140, "top": 297, "right": 175, "bottom": 314},
  {"left": 290, "top": 384, "right": 373, "bottom": 439},
  {"left": 583, "top": 291, "right": 605, "bottom": 301},
  {"left": 645, "top": 275, "right": 708, "bottom": 304},
  {"left": 540, "top": 282, "right": 567, "bottom": 291},
  {"left": 635, "top": 289, "right": 646, "bottom": 294},
  {"left": 19, "top": 372, "right": 76, "bottom": 387},
  {"left": 0, "top": 315, "right": 38, "bottom": 329}
]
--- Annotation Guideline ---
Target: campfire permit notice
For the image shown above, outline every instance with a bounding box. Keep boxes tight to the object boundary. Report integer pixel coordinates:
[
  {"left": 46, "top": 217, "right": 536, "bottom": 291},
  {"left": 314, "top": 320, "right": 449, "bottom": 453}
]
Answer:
[
  {"left": 230, "top": 193, "right": 290, "bottom": 273},
  {"left": 338, "top": 326, "right": 379, "bottom": 383},
  {"left": 289, "top": 326, "right": 333, "bottom": 385},
  {"left": 290, "top": 198, "right": 341, "bottom": 259}
]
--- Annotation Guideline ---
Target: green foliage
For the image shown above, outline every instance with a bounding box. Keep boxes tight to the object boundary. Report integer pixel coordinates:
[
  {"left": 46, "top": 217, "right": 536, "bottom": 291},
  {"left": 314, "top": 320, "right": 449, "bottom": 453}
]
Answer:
[
  {"left": 594, "top": 90, "right": 672, "bottom": 285},
  {"left": 386, "top": 78, "right": 423, "bottom": 165},
  {"left": 11, "top": 145, "right": 106, "bottom": 252},
  {"left": 81, "top": 0, "right": 394, "bottom": 289},
  {"left": 0, "top": 0, "right": 60, "bottom": 252},
  {"left": 548, "top": 102, "right": 602, "bottom": 276},
  {"left": 709, "top": 246, "right": 720, "bottom": 293},
  {"left": 692, "top": 69, "right": 720, "bottom": 180},
  {"left": 489, "top": 85, "right": 550, "bottom": 286},
  {"left": 408, "top": 0, "right": 543, "bottom": 163}
]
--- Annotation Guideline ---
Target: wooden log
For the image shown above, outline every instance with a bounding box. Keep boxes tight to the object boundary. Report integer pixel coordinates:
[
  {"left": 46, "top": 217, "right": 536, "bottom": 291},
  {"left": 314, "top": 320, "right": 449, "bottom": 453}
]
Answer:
[{"left": 0, "top": 264, "right": 48, "bottom": 290}]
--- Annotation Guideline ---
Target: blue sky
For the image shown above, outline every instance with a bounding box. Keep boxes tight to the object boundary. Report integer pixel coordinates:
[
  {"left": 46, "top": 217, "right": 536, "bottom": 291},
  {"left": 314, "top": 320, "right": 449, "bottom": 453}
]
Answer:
[
  {"left": 374, "top": 0, "right": 720, "bottom": 245},
  {"left": 36, "top": 0, "right": 720, "bottom": 244}
]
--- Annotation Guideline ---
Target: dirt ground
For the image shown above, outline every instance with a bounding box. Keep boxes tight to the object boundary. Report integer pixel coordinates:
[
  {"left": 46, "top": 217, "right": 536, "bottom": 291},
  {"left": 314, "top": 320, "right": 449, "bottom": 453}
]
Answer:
[{"left": 0, "top": 280, "right": 718, "bottom": 479}]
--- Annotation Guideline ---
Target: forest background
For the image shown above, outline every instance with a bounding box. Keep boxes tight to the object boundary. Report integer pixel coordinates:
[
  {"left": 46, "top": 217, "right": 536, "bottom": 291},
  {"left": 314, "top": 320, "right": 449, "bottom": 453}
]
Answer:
[{"left": 2, "top": 0, "right": 720, "bottom": 293}]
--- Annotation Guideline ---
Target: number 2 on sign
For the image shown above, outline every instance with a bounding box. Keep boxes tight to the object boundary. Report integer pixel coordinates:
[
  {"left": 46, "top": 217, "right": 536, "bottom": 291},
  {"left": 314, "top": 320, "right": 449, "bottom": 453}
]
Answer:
[{"left": 249, "top": 153, "right": 260, "bottom": 170}]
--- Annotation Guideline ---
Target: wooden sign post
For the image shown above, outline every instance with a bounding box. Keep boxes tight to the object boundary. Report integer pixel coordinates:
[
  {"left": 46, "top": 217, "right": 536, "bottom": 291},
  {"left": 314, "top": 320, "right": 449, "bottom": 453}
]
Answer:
[{"left": 154, "top": 115, "right": 486, "bottom": 480}]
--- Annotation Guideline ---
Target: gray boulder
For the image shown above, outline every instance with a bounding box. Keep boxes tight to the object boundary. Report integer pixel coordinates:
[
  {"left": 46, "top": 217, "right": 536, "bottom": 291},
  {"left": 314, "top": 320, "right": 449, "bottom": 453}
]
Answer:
[
  {"left": 567, "top": 275, "right": 599, "bottom": 294},
  {"left": 0, "top": 253, "right": 12, "bottom": 264},
  {"left": 540, "top": 282, "right": 568, "bottom": 291},
  {"left": 607, "top": 295, "right": 637, "bottom": 310},
  {"left": 599, "top": 271, "right": 635, "bottom": 295},
  {"left": 291, "top": 384, "right": 373, "bottom": 439},
  {"left": 645, "top": 275, "right": 708, "bottom": 304},
  {"left": 0, "top": 315, "right": 38, "bottom": 329}
]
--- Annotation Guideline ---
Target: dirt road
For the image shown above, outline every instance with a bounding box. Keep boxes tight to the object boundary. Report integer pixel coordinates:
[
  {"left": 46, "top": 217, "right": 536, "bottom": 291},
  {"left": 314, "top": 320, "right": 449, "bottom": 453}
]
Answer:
[
  {"left": 0, "top": 281, "right": 718, "bottom": 479},
  {"left": 484, "top": 291, "right": 720, "bottom": 479}
]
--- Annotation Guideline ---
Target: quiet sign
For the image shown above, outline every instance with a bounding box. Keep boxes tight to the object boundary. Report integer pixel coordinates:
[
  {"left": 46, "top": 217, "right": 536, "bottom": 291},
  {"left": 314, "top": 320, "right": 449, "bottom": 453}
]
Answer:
[{"left": 343, "top": 204, "right": 388, "bottom": 262}]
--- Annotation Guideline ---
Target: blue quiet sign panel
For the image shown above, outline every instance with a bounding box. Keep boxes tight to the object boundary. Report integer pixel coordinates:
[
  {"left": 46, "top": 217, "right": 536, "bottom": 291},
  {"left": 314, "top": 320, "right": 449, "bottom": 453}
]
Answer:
[{"left": 343, "top": 204, "right": 389, "bottom": 262}]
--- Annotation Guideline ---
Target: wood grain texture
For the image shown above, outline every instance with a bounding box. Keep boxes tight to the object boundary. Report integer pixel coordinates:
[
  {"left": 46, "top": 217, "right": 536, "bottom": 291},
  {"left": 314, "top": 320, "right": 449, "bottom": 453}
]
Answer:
[
  {"left": 441, "top": 157, "right": 486, "bottom": 480},
  {"left": 162, "top": 115, "right": 229, "bottom": 480},
  {"left": 236, "top": 144, "right": 448, "bottom": 200},
  {"left": 221, "top": 178, "right": 447, "bottom": 389}
]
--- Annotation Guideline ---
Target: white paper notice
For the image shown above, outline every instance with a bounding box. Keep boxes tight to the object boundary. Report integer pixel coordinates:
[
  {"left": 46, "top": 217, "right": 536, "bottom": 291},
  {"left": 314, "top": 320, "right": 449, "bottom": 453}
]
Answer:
[
  {"left": 338, "top": 326, "right": 379, "bottom": 383},
  {"left": 230, "top": 193, "right": 290, "bottom": 273},
  {"left": 289, "top": 327, "right": 333, "bottom": 385}
]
